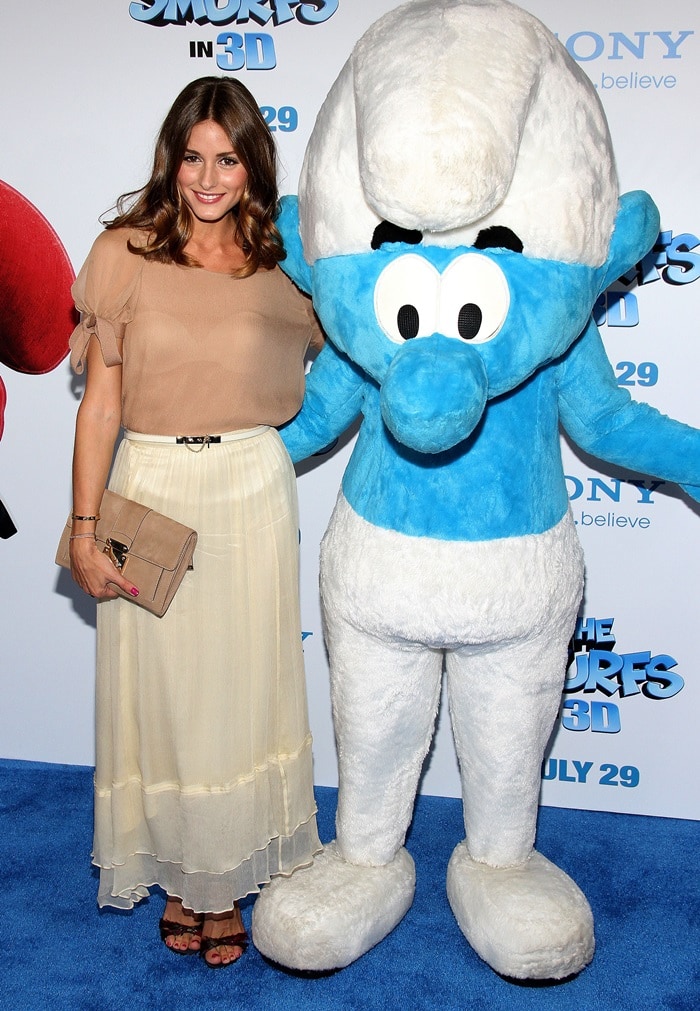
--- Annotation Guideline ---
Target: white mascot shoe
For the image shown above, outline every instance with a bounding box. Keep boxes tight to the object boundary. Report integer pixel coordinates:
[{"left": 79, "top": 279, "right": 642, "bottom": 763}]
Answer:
[
  {"left": 252, "top": 842, "right": 415, "bottom": 971},
  {"left": 447, "top": 845, "right": 595, "bottom": 980}
]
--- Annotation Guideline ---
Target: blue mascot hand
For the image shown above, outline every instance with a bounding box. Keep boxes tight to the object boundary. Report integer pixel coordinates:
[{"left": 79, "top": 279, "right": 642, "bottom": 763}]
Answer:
[
  {"left": 279, "top": 341, "right": 366, "bottom": 463},
  {"left": 276, "top": 196, "right": 313, "bottom": 294}
]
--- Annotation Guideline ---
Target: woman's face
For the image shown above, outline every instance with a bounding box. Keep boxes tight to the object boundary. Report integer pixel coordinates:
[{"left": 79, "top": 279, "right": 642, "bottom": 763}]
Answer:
[{"left": 176, "top": 119, "right": 248, "bottom": 225}]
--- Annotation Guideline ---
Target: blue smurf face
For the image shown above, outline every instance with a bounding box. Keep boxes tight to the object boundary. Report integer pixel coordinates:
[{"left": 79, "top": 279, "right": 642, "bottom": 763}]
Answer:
[
  {"left": 310, "top": 242, "right": 600, "bottom": 452},
  {"left": 313, "top": 243, "right": 600, "bottom": 392},
  {"left": 276, "top": 191, "right": 659, "bottom": 455}
]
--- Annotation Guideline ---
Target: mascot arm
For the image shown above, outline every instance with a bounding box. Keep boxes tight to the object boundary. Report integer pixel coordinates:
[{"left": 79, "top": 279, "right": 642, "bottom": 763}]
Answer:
[
  {"left": 276, "top": 196, "right": 313, "bottom": 294},
  {"left": 279, "top": 340, "right": 366, "bottom": 463},
  {"left": 558, "top": 318, "right": 700, "bottom": 501}
]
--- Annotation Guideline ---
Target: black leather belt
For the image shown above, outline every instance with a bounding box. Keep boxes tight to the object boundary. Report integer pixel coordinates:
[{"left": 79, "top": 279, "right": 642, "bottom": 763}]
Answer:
[{"left": 175, "top": 435, "right": 222, "bottom": 446}]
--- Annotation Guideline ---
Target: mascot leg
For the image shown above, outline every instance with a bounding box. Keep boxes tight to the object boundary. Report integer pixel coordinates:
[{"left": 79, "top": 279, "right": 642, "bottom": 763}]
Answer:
[
  {"left": 444, "top": 638, "right": 594, "bottom": 980},
  {"left": 330, "top": 617, "right": 443, "bottom": 864},
  {"left": 253, "top": 618, "right": 443, "bottom": 970}
]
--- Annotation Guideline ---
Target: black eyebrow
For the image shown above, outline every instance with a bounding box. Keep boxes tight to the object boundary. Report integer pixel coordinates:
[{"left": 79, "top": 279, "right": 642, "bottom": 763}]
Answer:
[
  {"left": 473, "top": 226, "right": 523, "bottom": 253},
  {"left": 371, "top": 220, "right": 423, "bottom": 250}
]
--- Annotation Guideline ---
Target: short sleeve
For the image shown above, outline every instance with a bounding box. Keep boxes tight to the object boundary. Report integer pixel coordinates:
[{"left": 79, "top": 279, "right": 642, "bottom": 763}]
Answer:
[{"left": 69, "top": 229, "right": 144, "bottom": 374}]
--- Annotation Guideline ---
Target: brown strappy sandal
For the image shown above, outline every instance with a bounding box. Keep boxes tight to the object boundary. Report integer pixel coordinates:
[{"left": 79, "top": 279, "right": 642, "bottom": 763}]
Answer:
[
  {"left": 199, "top": 929, "right": 248, "bottom": 969},
  {"left": 159, "top": 915, "right": 204, "bottom": 956},
  {"left": 199, "top": 906, "right": 248, "bottom": 970}
]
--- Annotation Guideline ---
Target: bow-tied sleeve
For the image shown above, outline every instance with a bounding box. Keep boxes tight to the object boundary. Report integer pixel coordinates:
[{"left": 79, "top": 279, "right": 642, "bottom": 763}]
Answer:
[{"left": 69, "top": 229, "right": 143, "bottom": 374}]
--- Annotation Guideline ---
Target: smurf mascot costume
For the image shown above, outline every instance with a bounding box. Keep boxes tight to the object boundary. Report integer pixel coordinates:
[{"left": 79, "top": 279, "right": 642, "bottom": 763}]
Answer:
[{"left": 253, "top": 0, "right": 700, "bottom": 981}]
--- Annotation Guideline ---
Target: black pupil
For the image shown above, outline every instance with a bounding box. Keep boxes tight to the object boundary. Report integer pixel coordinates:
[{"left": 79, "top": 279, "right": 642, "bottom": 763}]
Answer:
[
  {"left": 397, "top": 304, "right": 420, "bottom": 340},
  {"left": 458, "top": 303, "right": 482, "bottom": 340}
]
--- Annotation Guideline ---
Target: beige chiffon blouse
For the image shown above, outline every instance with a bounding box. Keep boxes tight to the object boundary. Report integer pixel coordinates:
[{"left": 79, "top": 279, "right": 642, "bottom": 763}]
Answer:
[{"left": 69, "top": 228, "right": 322, "bottom": 435}]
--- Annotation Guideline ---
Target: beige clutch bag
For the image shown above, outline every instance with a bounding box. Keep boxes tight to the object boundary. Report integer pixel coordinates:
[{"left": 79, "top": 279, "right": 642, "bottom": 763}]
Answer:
[{"left": 56, "top": 489, "right": 197, "bottom": 617}]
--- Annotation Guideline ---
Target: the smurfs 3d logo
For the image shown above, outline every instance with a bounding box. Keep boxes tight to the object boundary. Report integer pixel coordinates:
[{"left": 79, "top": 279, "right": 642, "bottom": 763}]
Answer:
[
  {"left": 129, "top": 1, "right": 338, "bottom": 26},
  {"left": 129, "top": 0, "right": 338, "bottom": 72},
  {"left": 560, "top": 615, "right": 684, "bottom": 735},
  {"left": 543, "top": 615, "right": 684, "bottom": 790},
  {"left": 596, "top": 227, "right": 700, "bottom": 330},
  {"left": 623, "top": 229, "right": 700, "bottom": 288}
]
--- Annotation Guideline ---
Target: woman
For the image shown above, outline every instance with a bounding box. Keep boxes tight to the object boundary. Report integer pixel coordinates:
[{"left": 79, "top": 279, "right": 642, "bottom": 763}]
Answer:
[{"left": 68, "top": 76, "right": 322, "bottom": 968}]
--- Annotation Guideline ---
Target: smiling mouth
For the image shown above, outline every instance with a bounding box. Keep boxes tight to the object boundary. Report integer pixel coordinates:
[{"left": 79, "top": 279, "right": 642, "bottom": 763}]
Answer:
[{"left": 193, "top": 192, "right": 225, "bottom": 203}]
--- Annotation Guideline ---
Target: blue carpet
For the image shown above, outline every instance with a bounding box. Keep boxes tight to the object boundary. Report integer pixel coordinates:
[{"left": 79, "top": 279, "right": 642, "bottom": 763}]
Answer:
[{"left": 0, "top": 759, "right": 698, "bottom": 1010}]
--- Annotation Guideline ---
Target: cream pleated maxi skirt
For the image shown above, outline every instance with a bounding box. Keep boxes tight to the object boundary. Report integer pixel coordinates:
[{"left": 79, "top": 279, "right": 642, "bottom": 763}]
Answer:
[{"left": 93, "top": 426, "right": 321, "bottom": 913}]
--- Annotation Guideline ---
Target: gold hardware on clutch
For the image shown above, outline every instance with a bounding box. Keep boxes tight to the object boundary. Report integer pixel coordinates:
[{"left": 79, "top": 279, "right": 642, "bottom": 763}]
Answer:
[{"left": 104, "top": 537, "right": 129, "bottom": 570}]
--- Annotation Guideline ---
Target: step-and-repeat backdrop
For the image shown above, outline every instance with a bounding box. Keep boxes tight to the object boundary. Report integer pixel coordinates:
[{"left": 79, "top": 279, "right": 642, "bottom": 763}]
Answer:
[{"left": 1, "top": 1, "right": 697, "bottom": 819}]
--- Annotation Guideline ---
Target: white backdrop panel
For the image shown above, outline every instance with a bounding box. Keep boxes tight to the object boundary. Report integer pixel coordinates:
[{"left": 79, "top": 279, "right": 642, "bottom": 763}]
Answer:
[{"left": 0, "top": 0, "right": 697, "bottom": 819}]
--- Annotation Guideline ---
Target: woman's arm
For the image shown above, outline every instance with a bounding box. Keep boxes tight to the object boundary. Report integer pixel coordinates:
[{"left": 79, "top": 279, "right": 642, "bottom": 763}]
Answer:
[{"left": 69, "top": 335, "right": 139, "bottom": 599}]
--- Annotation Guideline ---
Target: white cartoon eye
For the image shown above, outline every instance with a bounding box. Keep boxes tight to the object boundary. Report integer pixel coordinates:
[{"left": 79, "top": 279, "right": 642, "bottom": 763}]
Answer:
[
  {"left": 439, "top": 254, "right": 510, "bottom": 343},
  {"left": 374, "top": 254, "right": 440, "bottom": 343}
]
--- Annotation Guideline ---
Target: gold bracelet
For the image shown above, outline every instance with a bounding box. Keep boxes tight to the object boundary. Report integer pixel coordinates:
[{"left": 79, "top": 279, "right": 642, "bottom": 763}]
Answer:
[
  {"left": 71, "top": 513, "right": 100, "bottom": 522},
  {"left": 69, "top": 533, "right": 97, "bottom": 541}
]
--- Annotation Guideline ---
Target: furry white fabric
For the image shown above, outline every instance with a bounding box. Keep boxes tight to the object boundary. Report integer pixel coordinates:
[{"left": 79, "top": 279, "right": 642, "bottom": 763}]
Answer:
[
  {"left": 322, "top": 495, "right": 584, "bottom": 869},
  {"left": 299, "top": 0, "right": 617, "bottom": 265},
  {"left": 252, "top": 842, "right": 415, "bottom": 971},
  {"left": 446, "top": 845, "right": 595, "bottom": 980}
]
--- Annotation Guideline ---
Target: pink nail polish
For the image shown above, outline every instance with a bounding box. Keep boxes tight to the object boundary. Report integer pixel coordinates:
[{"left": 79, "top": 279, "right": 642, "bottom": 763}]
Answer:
[{"left": 131, "top": 587, "right": 139, "bottom": 597}]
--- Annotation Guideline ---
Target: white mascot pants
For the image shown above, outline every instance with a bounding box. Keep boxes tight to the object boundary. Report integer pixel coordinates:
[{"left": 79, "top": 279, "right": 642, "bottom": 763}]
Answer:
[{"left": 254, "top": 494, "right": 595, "bottom": 979}]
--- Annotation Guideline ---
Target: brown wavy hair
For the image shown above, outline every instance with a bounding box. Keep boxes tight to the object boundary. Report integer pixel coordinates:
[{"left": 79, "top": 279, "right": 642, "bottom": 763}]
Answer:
[{"left": 105, "top": 77, "right": 284, "bottom": 277}]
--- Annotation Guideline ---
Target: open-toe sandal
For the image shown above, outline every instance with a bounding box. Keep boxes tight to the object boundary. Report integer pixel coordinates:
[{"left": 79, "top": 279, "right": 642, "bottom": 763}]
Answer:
[
  {"left": 159, "top": 916, "right": 203, "bottom": 956},
  {"left": 199, "top": 929, "right": 248, "bottom": 969}
]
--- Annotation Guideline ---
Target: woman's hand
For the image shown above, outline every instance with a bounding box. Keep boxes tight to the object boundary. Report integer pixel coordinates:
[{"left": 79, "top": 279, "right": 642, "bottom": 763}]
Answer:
[{"left": 69, "top": 536, "right": 139, "bottom": 600}]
